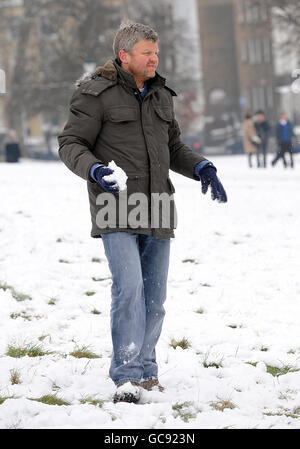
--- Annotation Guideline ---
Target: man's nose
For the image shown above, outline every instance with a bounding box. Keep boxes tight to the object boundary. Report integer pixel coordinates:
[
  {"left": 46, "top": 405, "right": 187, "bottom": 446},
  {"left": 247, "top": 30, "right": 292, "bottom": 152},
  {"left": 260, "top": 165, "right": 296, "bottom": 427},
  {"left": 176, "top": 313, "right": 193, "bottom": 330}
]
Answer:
[{"left": 150, "top": 54, "right": 158, "bottom": 64}]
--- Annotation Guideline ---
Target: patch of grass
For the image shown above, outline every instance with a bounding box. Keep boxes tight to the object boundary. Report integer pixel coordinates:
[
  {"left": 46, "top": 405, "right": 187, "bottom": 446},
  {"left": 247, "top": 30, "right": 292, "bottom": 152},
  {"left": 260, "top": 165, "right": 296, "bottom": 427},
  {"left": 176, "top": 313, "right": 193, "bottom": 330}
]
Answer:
[
  {"left": 246, "top": 362, "right": 258, "bottom": 367},
  {"left": 48, "top": 297, "right": 57, "bottom": 305},
  {"left": 11, "top": 288, "right": 32, "bottom": 302},
  {"left": 260, "top": 346, "right": 269, "bottom": 352},
  {"left": 203, "top": 360, "right": 223, "bottom": 369},
  {"left": 182, "top": 258, "right": 198, "bottom": 264},
  {"left": 59, "top": 259, "right": 71, "bottom": 264},
  {"left": 92, "top": 276, "right": 110, "bottom": 281},
  {"left": 266, "top": 364, "right": 300, "bottom": 377},
  {"left": 203, "top": 355, "right": 224, "bottom": 369},
  {"left": 91, "top": 257, "right": 102, "bottom": 263},
  {"left": 172, "top": 401, "right": 196, "bottom": 422},
  {"left": 227, "top": 323, "right": 243, "bottom": 329},
  {"left": 10, "top": 311, "right": 32, "bottom": 321},
  {"left": 91, "top": 308, "right": 101, "bottom": 315},
  {"left": 0, "top": 396, "right": 15, "bottom": 405},
  {"left": 29, "top": 394, "right": 70, "bottom": 406},
  {"left": 210, "top": 400, "right": 236, "bottom": 412},
  {"left": 70, "top": 345, "right": 101, "bottom": 359},
  {"left": 85, "top": 291, "right": 96, "bottom": 296},
  {"left": 6, "top": 343, "right": 51, "bottom": 358},
  {"left": 287, "top": 349, "right": 296, "bottom": 354},
  {"left": 195, "top": 308, "right": 204, "bottom": 314},
  {"left": 0, "top": 283, "right": 31, "bottom": 301},
  {"left": 10, "top": 369, "right": 21, "bottom": 385},
  {"left": 264, "top": 407, "right": 300, "bottom": 419},
  {"left": 80, "top": 396, "right": 104, "bottom": 407},
  {"left": 10, "top": 310, "right": 42, "bottom": 321},
  {"left": 202, "top": 350, "right": 224, "bottom": 369},
  {"left": 0, "top": 282, "right": 12, "bottom": 291},
  {"left": 200, "top": 282, "right": 212, "bottom": 287},
  {"left": 38, "top": 334, "right": 50, "bottom": 342},
  {"left": 169, "top": 338, "right": 191, "bottom": 350}
]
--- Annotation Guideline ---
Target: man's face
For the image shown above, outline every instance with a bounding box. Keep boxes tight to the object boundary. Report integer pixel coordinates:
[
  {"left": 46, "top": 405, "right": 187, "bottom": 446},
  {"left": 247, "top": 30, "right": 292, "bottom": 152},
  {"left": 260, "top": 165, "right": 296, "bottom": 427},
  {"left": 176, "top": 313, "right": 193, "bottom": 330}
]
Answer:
[
  {"left": 257, "top": 113, "right": 264, "bottom": 122},
  {"left": 120, "top": 39, "right": 159, "bottom": 82}
]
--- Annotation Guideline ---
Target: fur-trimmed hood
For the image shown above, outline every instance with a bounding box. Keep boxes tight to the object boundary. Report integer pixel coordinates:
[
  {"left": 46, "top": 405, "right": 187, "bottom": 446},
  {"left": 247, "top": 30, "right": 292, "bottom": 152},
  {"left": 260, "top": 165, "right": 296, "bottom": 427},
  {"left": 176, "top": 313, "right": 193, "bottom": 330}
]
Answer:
[{"left": 75, "top": 60, "right": 117, "bottom": 87}]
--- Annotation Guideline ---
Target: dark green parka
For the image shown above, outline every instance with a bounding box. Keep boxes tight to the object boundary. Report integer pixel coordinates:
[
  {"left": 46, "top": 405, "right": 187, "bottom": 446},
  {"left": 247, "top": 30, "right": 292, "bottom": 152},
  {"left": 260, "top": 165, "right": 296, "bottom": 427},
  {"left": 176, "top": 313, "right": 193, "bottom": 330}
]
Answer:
[{"left": 58, "top": 59, "right": 207, "bottom": 239}]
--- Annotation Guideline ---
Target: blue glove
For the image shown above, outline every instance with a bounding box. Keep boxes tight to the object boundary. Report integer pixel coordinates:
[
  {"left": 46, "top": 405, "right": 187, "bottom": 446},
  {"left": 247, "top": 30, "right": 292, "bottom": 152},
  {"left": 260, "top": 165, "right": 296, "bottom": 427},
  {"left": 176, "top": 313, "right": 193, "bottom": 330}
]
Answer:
[
  {"left": 194, "top": 162, "right": 227, "bottom": 203},
  {"left": 91, "top": 164, "right": 120, "bottom": 194}
]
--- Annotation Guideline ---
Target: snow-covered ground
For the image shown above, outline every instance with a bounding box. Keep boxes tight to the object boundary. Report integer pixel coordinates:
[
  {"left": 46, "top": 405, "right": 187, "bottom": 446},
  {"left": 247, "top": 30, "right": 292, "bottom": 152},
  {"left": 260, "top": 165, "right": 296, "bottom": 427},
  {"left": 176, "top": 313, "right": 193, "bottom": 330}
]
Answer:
[{"left": 0, "top": 154, "right": 300, "bottom": 429}]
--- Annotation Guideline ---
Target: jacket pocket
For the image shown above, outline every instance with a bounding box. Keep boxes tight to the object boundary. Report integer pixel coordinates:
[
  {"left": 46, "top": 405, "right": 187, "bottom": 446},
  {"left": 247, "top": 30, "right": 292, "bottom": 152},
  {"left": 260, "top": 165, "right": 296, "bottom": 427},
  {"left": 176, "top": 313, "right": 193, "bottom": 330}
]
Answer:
[
  {"left": 154, "top": 106, "right": 173, "bottom": 122},
  {"left": 107, "top": 106, "right": 138, "bottom": 122}
]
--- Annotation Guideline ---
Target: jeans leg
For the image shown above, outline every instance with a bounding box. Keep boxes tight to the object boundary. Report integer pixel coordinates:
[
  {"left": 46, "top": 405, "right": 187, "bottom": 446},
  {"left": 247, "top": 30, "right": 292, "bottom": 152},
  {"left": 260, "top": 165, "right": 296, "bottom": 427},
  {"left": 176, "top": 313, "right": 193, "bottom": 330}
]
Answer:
[
  {"left": 288, "top": 144, "right": 294, "bottom": 168},
  {"left": 262, "top": 143, "right": 267, "bottom": 167},
  {"left": 102, "top": 232, "right": 146, "bottom": 386},
  {"left": 272, "top": 146, "right": 283, "bottom": 166},
  {"left": 138, "top": 235, "right": 170, "bottom": 380},
  {"left": 256, "top": 148, "right": 261, "bottom": 167}
]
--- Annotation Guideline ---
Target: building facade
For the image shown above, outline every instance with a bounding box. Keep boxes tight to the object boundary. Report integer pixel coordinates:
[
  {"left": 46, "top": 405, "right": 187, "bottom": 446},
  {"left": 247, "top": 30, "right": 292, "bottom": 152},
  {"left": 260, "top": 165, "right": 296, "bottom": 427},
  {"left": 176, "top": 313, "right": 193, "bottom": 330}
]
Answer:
[{"left": 197, "top": 0, "right": 276, "bottom": 145}]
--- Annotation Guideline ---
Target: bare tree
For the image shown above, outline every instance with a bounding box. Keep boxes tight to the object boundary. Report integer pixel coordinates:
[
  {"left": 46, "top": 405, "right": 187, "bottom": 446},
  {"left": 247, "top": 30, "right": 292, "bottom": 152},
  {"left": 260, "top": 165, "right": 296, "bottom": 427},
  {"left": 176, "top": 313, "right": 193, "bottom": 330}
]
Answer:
[
  {"left": 270, "top": 0, "right": 300, "bottom": 65},
  {"left": 4, "top": 0, "right": 120, "bottom": 138}
]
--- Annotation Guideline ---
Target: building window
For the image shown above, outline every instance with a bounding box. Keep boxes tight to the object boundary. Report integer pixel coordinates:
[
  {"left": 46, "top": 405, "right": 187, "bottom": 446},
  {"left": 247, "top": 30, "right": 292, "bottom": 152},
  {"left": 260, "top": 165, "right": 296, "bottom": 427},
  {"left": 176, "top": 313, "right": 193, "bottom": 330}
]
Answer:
[
  {"left": 245, "top": 0, "right": 253, "bottom": 23},
  {"left": 248, "top": 39, "right": 256, "bottom": 64},
  {"left": 255, "top": 38, "right": 262, "bottom": 64},
  {"left": 260, "top": 0, "right": 268, "bottom": 22},
  {"left": 252, "top": 4, "right": 259, "bottom": 22},
  {"left": 251, "top": 87, "right": 259, "bottom": 111},
  {"left": 258, "top": 86, "right": 265, "bottom": 109},
  {"left": 262, "top": 37, "right": 271, "bottom": 62},
  {"left": 248, "top": 38, "right": 263, "bottom": 64},
  {"left": 237, "top": 0, "right": 244, "bottom": 23},
  {"left": 240, "top": 40, "right": 248, "bottom": 62}
]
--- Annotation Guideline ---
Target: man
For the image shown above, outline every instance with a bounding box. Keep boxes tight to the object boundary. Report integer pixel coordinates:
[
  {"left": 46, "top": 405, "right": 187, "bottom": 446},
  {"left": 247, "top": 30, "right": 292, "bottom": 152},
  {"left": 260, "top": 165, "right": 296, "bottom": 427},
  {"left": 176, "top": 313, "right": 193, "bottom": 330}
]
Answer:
[
  {"left": 254, "top": 110, "right": 270, "bottom": 168},
  {"left": 272, "top": 113, "right": 295, "bottom": 168},
  {"left": 58, "top": 23, "right": 227, "bottom": 404},
  {"left": 242, "top": 113, "right": 261, "bottom": 168}
]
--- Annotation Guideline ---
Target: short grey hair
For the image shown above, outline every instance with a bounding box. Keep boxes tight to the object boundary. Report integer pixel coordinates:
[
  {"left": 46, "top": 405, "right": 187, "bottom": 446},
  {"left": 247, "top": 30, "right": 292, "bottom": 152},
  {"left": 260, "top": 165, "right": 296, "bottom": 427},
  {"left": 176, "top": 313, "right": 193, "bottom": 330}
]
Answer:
[{"left": 113, "top": 22, "right": 158, "bottom": 61}]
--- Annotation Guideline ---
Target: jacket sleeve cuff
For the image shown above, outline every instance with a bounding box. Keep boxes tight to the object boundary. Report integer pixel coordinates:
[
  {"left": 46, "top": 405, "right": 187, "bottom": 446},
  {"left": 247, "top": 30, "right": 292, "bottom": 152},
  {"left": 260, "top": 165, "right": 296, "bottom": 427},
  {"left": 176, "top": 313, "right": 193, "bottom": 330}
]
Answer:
[
  {"left": 193, "top": 160, "right": 212, "bottom": 179},
  {"left": 89, "top": 163, "right": 102, "bottom": 182}
]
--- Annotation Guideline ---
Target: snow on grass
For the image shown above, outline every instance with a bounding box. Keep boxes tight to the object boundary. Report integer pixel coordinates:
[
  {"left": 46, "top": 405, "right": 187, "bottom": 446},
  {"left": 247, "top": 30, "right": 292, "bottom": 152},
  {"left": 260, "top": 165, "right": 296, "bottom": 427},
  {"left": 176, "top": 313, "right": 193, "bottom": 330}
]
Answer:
[{"left": 0, "top": 154, "right": 300, "bottom": 428}]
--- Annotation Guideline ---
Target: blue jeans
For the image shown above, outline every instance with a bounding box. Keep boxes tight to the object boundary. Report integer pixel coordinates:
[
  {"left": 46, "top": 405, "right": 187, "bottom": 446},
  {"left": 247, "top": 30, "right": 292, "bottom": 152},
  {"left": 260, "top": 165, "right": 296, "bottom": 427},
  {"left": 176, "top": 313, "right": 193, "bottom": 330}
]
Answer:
[{"left": 101, "top": 232, "right": 170, "bottom": 386}]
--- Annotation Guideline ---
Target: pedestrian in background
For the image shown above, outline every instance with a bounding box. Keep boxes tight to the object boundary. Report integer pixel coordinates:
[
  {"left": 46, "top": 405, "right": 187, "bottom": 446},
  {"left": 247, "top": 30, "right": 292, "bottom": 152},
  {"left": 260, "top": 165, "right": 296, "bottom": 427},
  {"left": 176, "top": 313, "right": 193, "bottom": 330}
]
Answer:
[
  {"left": 242, "top": 113, "right": 261, "bottom": 168},
  {"left": 271, "top": 113, "right": 295, "bottom": 168},
  {"left": 254, "top": 110, "right": 270, "bottom": 168},
  {"left": 5, "top": 130, "right": 21, "bottom": 163}
]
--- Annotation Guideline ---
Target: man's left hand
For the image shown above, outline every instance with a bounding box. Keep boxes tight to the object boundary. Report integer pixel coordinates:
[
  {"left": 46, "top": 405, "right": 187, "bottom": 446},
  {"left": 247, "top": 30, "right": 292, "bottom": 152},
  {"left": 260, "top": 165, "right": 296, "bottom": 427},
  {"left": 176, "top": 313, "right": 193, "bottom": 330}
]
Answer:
[{"left": 195, "top": 163, "right": 228, "bottom": 203}]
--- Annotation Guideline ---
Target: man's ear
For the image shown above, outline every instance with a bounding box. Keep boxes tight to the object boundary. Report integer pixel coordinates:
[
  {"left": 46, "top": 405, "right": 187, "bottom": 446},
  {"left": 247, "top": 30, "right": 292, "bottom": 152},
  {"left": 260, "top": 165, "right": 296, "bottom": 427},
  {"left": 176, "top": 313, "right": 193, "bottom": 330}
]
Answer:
[{"left": 119, "top": 49, "right": 129, "bottom": 65}]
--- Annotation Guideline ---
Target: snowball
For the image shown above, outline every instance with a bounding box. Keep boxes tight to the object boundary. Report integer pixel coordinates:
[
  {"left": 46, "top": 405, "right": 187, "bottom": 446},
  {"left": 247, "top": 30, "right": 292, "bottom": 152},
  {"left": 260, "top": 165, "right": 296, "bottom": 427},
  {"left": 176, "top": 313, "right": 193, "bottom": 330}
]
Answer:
[{"left": 103, "top": 160, "right": 128, "bottom": 191}]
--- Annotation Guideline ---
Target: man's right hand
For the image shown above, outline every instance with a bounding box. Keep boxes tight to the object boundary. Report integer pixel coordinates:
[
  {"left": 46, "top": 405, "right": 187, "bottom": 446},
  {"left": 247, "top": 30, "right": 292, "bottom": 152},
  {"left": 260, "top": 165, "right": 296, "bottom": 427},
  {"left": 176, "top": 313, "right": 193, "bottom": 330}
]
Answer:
[{"left": 93, "top": 165, "right": 120, "bottom": 193}]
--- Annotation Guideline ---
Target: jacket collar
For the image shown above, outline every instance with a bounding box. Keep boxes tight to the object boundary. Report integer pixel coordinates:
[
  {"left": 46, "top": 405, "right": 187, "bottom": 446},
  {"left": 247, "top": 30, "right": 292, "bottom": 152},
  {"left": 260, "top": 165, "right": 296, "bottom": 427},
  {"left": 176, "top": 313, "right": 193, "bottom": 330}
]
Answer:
[{"left": 76, "top": 58, "right": 171, "bottom": 95}]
